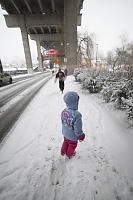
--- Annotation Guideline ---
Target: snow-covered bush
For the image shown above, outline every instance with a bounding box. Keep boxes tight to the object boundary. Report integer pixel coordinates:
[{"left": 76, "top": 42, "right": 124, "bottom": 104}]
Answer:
[
  {"left": 82, "top": 78, "right": 95, "bottom": 92},
  {"left": 101, "top": 87, "right": 113, "bottom": 103},
  {"left": 73, "top": 67, "right": 133, "bottom": 125},
  {"left": 82, "top": 78, "right": 92, "bottom": 89},
  {"left": 73, "top": 68, "right": 105, "bottom": 93},
  {"left": 76, "top": 72, "right": 85, "bottom": 82},
  {"left": 73, "top": 68, "right": 89, "bottom": 82},
  {"left": 73, "top": 68, "right": 81, "bottom": 81},
  {"left": 126, "top": 79, "right": 133, "bottom": 91},
  {"left": 124, "top": 99, "right": 133, "bottom": 126},
  {"left": 114, "top": 97, "right": 125, "bottom": 109},
  {"left": 127, "top": 107, "right": 133, "bottom": 126},
  {"left": 110, "top": 88, "right": 127, "bottom": 101}
]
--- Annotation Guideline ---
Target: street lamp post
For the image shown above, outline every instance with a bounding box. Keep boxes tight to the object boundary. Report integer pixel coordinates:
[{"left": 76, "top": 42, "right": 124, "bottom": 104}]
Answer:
[
  {"left": 96, "top": 43, "right": 98, "bottom": 67},
  {"left": 0, "top": 59, "right": 3, "bottom": 73}
]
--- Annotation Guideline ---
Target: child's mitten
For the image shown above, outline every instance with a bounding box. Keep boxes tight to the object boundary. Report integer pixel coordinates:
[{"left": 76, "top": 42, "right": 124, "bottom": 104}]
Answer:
[{"left": 78, "top": 133, "right": 85, "bottom": 141}]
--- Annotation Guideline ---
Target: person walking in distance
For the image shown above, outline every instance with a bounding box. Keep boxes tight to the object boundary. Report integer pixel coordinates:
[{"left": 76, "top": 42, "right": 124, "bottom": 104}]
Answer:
[
  {"left": 61, "top": 91, "right": 85, "bottom": 158},
  {"left": 64, "top": 67, "right": 68, "bottom": 79},
  {"left": 55, "top": 68, "right": 65, "bottom": 93}
]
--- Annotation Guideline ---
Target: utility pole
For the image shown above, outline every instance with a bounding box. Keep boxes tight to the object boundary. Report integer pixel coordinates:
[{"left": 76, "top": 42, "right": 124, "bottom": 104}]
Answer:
[
  {"left": 96, "top": 43, "right": 98, "bottom": 67},
  {"left": 0, "top": 59, "right": 3, "bottom": 73}
]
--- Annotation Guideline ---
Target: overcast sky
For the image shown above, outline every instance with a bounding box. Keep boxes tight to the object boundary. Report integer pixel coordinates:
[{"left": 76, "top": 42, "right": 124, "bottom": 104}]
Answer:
[
  {"left": 78, "top": 0, "right": 133, "bottom": 55},
  {"left": 0, "top": 0, "right": 133, "bottom": 64}
]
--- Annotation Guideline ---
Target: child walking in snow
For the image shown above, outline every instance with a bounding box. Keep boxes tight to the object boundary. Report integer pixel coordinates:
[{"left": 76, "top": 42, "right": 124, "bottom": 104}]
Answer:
[{"left": 61, "top": 91, "right": 85, "bottom": 158}]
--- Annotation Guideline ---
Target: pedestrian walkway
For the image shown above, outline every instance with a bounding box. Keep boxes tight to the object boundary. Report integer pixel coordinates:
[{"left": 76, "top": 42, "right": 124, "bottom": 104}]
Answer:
[{"left": 0, "top": 76, "right": 133, "bottom": 200}]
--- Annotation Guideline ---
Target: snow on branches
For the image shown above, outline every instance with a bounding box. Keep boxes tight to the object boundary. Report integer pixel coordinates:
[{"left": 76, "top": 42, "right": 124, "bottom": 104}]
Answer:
[{"left": 73, "top": 68, "right": 133, "bottom": 126}]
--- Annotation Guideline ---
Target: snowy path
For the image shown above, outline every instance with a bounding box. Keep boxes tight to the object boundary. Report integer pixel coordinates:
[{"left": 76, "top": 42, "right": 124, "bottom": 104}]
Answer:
[{"left": 0, "top": 76, "right": 133, "bottom": 200}]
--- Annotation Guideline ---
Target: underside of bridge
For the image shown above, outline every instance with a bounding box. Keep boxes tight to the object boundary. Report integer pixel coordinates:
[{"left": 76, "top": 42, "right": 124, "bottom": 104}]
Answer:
[{"left": 0, "top": 0, "right": 84, "bottom": 74}]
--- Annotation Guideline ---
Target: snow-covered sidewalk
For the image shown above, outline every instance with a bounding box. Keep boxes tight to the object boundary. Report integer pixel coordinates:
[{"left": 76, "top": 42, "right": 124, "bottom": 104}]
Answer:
[{"left": 0, "top": 76, "right": 133, "bottom": 200}]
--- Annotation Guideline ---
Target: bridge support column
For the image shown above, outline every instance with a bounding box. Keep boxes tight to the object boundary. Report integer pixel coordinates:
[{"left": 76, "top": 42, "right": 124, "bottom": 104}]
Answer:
[
  {"left": 64, "top": 0, "right": 77, "bottom": 75},
  {"left": 54, "top": 43, "right": 64, "bottom": 67},
  {"left": 36, "top": 40, "right": 43, "bottom": 72},
  {"left": 20, "top": 27, "right": 33, "bottom": 74}
]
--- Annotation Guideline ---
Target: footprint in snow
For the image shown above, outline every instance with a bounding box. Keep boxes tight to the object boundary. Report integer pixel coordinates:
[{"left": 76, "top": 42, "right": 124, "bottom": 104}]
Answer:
[
  {"left": 50, "top": 137, "right": 55, "bottom": 141},
  {"left": 112, "top": 166, "right": 119, "bottom": 174},
  {"left": 114, "top": 190, "right": 122, "bottom": 200},
  {"left": 45, "top": 157, "right": 51, "bottom": 161},
  {"left": 129, "top": 187, "right": 133, "bottom": 193},
  {"left": 47, "top": 146, "right": 52, "bottom": 151}
]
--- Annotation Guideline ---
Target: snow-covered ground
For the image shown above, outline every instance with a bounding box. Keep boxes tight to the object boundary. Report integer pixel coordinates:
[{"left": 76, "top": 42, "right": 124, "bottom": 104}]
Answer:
[
  {"left": 11, "top": 72, "right": 44, "bottom": 81},
  {"left": 0, "top": 76, "right": 133, "bottom": 200}
]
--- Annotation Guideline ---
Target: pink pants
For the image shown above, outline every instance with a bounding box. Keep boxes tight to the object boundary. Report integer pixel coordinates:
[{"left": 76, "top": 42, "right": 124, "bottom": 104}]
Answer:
[{"left": 61, "top": 137, "right": 78, "bottom": 157}]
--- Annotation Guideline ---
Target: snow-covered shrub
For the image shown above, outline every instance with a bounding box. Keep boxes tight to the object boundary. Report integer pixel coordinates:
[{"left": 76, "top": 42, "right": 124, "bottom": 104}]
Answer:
[
  {"left": 73, "top": 68, "right": 89, "bottom": 82},
  {"left": 94, "top": 80, "right": 104, "bottom": 92},
  {"left": 73, "top": 67, "right": 133, "bottom": 125},
  {"left": 101, "top": 87, "right": 113, "bottom": 103},
  {"left": 114, "top": 97, "right": 125, "bottom": 109},
  {"left": 82, "top": 78, "right": 92, "bottom": 89},
  {"left": 127, "top": 107, "right": 133, "bottom": 126},
  {"left": 82, "top": 78, "right": 95, "bottom": 92},
  {"left": 128, "top": 90, "right": 133, "bottom": 98},
  {"left": 76, "top": 72, "right": 85, "bottom": 82},
  {"left": 73, "top": 68, "right": 82, "bottom": 81},
  {"left": 110, "top": 88, "right": 127, "bottom": 101},
  {"left": 121, "top": 98, "right": 133, "bottom": 125},
  {"left": 82, "top": 77, "right": 102, "bottom": 93},
  {"left": 126, "top": 79, "right": 133, "bottom": 91},
  {"left": 73, "top": 68, "right": 105, "bottom": 93}
]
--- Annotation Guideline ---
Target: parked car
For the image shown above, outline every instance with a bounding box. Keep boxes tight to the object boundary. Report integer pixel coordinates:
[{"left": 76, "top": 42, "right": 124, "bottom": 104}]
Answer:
[{"left": 0, "top": 72, "right": 12, "bottom": 86}]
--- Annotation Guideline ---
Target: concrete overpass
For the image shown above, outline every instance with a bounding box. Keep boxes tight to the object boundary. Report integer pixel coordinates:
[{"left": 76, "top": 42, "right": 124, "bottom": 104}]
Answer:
[{"left": 0, "top": 0, "right": 84, "bottom": 74}]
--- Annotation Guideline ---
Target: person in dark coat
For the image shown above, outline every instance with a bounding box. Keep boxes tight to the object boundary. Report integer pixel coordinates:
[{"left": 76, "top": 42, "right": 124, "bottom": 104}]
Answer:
[
  {"left": 64, "top": 67, "right": 68, "bottom": 78},
  {"left": 55, "top": 69, "right": 65, "bottom": 93}
]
